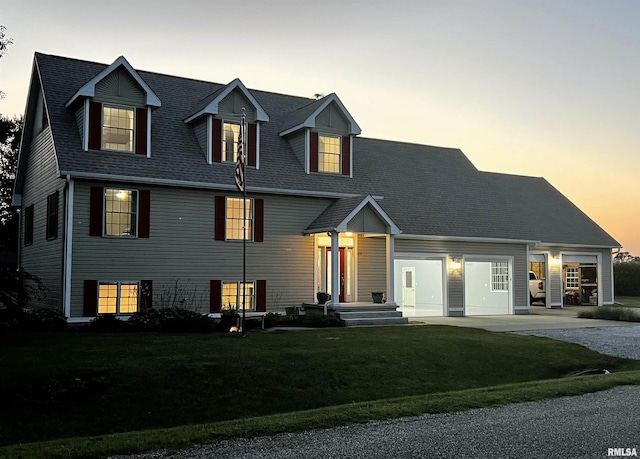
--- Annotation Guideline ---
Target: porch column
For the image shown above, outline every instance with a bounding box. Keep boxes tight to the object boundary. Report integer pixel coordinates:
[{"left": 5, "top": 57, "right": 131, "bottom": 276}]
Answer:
[
  {"left": 331, "top": 231, "right": 340, "bottom": 307},
  {"left": 386, "top": 234, "right": 395, "bottom": 305}
]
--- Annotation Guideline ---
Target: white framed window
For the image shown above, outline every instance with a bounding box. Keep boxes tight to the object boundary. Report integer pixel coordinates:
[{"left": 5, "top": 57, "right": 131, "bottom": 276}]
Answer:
[
  {"left": 319, "top": 135, "right": 340, "bottom": 173},
  {"left": 222, "top": 281, "right": 255, "bottom": 311},
  {"left": 98, "top": 282, "right": 139, "bottom": 314},
  {"left": 566, "top": 267, "right": 579, "bottom": 288},
  {"left": 226, "top": 197, "right": 253, "bottom": 240},
  {"left": 105, "top": 189, "right": 138, "bottom": 236},
  {"left": 103, "top": 106, "right": 134, "bottom": 152},
  {"left": 222, "top": 122, "right": 240, "bottom": 162},
  {"left": 491, "top": 262, "right": 509, "bottom": 292}
]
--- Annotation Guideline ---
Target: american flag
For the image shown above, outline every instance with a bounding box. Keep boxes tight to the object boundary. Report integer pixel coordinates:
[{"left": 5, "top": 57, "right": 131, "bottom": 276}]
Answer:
[{"left": 235, "top": 120, "right": 245, "bottom": 192}]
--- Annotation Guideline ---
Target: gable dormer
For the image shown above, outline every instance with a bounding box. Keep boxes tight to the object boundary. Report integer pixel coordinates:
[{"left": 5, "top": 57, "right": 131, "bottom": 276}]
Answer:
[
  {"left": 65, "top": 56, "right": 161, "bottom": 157},
  {"left": 184, "top": 79, "right": 269, "bottom": 168},
  {"left": 279, "top": 93, "right": 361, "bottom": 177}
]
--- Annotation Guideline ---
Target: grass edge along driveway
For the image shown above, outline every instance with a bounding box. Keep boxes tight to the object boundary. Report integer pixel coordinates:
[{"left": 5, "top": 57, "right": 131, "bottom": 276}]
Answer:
[{"left": 2, "top": 371, "right": 640, "bottom": 459}]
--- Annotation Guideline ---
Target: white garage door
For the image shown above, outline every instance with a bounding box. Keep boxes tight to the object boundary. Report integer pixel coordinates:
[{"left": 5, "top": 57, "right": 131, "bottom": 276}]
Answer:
[
  {"left": 464, "top": 260, "right": 510, "bottom": 315},
  {"left": 394, "top": 259, "right": 444, "bottom": 317}
]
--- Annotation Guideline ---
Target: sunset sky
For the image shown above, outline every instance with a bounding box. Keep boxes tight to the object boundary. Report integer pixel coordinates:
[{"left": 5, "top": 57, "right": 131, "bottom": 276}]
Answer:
[{"left": 1, "top": 0, "right": 638, "bottom": 255}]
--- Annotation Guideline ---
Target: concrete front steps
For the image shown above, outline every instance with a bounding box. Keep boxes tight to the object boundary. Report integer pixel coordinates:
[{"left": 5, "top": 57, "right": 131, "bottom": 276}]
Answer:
[{"left": 334, "top": 305, "right": 409, "bottom": 327}]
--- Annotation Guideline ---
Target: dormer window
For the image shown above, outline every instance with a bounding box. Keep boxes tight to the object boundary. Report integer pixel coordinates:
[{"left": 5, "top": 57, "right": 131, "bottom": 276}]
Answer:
[
  {"left": 319, "top": 135, "right": 341, "bottom": 173},
  {"left": 222, "top": 122, "right": 240, "bottom": 162},
  {"left": 103, "top": 106, "right": 134, "bottom": 152}
]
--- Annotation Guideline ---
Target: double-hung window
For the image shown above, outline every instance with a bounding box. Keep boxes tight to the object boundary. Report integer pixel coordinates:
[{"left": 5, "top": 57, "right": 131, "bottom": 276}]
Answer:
[
  {"left": 102, "top": 106, "right": 134, "bottom": 152},
  {"left": 318, "top": 135, "right": 341, "bottom": 173},
  {"left": 104, "top": 188, "right": 138, "bottom": 236},
  {"left": 98, "top": 282, "right": 139, "bottom": 314},
  {"left": 222, "top": 281, "right": 255, "bottom": 311},
  {"left": 490, "top": 262, "right": 509, "bottom": 292},
  {"left": 222, "top": 122, "right": 240, "bottom": 162},
  {"left": 225, "top": 197, "right": 253, "bottom": 240},
  {"left": 46, "top": 191, "right": 59, "bottom": 240}
]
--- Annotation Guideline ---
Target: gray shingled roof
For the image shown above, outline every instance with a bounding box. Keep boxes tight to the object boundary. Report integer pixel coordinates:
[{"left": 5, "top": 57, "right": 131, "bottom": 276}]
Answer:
[{"left": 22, "top": 53, "right": 619, "bottom": 248}]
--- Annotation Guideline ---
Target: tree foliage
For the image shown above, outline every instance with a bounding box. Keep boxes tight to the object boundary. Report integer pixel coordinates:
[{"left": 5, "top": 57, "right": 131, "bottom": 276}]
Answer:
[
  {"left": 0, "top": 25, "right": 14, "bottom": 100},
  {"left": 614, "top": 251, "right": 640, "bottom": 264},
  {"left": 614, "top": 261, "right": 640, "bottom": 297}
]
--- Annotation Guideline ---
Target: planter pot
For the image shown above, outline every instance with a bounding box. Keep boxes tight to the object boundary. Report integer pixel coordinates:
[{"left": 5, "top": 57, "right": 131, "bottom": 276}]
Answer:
[
  {"left": 317, "top": 292, "right": 331, "bottom": 304},
  {"left": 371, "top": 292, "right": 384, "bottom": 303}
]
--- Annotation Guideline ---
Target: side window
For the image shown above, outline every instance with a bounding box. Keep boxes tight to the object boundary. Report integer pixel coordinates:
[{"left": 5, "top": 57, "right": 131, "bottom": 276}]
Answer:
[{"left": 46, "top": 191, "right": 59, "bottom": 240}]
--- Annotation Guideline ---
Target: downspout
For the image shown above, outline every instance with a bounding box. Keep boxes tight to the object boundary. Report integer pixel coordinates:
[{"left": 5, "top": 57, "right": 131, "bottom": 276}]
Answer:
[{"left": 62, "top": 175, "right": 74, "bottom": 319}]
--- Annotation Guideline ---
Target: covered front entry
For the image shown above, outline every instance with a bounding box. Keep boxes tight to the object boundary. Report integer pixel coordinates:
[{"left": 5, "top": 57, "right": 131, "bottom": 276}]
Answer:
[
  {"left": 305, "top": 195, "right": 401, "bottom": 308},
  {"left": 464, "top": 259, "right": 512, "bottom": 315},
  {"left": 394, "top": 258, "right": 445, "bottom": 316},
  {"left": 317, "top": 235, "right": 355, "bottom": 303}
]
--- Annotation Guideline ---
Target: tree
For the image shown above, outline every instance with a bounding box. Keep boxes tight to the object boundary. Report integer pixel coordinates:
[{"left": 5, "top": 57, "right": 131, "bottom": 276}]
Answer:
[
  {"left": 613, "top": 251, "right": 640, "bottom": 264},
  {"left": 0, "top": 25, "right": 14, "bottom": 100}
]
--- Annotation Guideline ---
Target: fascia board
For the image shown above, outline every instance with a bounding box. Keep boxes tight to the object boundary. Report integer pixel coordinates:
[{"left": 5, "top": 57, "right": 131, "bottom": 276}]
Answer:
[{"left": 60, "top": 170, "right": 360, "bottom": 199}]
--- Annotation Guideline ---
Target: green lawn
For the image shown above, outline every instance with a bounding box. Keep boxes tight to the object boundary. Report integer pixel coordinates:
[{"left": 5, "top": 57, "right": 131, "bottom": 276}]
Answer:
[
  {"left": 615, "top": 296, "right": 640, "bottom": 307},
  {"left": 1, "top": 326, "right": 639, "bottom": 449}
]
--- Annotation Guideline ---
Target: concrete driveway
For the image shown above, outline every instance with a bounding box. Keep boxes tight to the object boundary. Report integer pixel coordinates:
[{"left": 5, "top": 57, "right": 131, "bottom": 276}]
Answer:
[{"left": 412, "top": 305, "right": 640, "bottom": 332}]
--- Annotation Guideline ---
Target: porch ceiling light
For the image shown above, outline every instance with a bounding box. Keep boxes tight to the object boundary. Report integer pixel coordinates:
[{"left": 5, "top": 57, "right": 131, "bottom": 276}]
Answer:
[{"left": 345, "top": 231, "right": 353, "bottom": 237}]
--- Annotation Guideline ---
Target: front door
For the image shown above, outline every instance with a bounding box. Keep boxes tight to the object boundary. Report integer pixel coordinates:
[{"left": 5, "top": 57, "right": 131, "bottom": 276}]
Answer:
[
  {"left": 326, "top": 248, "right": 345, "bottom": 302},
  {"left": 402, "top": 267, "right": 416, "bottom": 307}
]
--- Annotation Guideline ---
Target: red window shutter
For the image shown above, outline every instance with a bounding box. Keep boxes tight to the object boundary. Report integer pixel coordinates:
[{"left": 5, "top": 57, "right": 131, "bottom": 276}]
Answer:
[
  {"left": 214, "top": 195, "right": 225, "bottom": 240},
  {"left": 135, "top": 107, "right": 147, "bottom": 155},
  {"left": 256, "top": 280, "right": 267, "bottom": 312},
  {"left": 89, "top": 187, "right": 103, "bottom": 237},
  {"left": 84, "top": 280, "right": 98, "bottom": 317},
  {"left": 342, "top": 135, "right": 351, "bottom": 176},
  {"left": 210, "top": 280, "right": 222, "bottom": 313},
  {"left": 247, "top": 123, "right": 257, "bottom": 167},
  {"left": 140, "top": 280, "right": 153, "bottom": 310},
  {"left": 254, "top": 198, "right": 264, "bottom": 242},
  {"left": 309, "top": 131, "right": 318, "bottom": 173},
  {"left": 88, "top": 102, "right": 102, "bottom": 151},
  {"left": 138, "top": 190, "right": 150, "bottom": 238},
  {"left": 212, "top": 118, "right": 222, "bottom": 163}
]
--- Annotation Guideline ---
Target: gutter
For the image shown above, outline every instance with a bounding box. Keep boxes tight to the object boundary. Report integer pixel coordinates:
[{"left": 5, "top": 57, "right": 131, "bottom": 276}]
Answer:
[{"left": 59, "top": 170, "right": 362, "bottom": 200}]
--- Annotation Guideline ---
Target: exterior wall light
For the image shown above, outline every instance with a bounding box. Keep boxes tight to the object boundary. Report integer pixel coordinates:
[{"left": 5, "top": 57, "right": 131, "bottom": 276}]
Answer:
[{"left": 451, "top": 258, "right": 462, "bottom": 270}]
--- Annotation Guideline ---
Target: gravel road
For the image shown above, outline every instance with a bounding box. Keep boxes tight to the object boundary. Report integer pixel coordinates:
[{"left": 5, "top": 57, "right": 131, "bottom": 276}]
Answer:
[{"left": 112, "top": 325, "right": 640, "bottom": 459}]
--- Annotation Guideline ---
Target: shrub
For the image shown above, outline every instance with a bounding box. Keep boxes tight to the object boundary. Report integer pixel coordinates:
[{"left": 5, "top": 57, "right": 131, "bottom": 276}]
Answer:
[
  {"left": 0, "top": 306, "right": 67, "bottom": 331},
  {"left": 577, "top": 306, "right": 640, "bottom": 322},
  {"left": 127, "top": 307, "right": 216, "bottom": 332},
  {"left": 89, "top": 314, "right": 130, "bottom": 332}
]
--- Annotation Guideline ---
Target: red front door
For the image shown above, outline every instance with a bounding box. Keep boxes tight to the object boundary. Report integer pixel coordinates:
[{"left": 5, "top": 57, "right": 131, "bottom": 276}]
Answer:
[{"left": 326, "top": 248, "right": 345, "bottom": 302}]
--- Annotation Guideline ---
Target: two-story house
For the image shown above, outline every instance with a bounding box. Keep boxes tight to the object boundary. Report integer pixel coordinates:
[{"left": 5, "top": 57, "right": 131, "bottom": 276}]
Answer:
[{"left": 12, "top": 53, "right": 620, "bottom": 323}]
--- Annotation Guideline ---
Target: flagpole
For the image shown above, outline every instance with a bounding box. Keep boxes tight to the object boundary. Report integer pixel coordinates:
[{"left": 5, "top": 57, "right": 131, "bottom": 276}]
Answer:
[{"left": 241, "top": 110, "right": 247, "bottom": 337}]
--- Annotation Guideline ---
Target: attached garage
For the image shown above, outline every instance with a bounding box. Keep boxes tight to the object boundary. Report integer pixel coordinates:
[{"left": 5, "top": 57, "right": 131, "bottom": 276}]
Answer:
[
  {"left": 394, "top": 258, "right": 445, "bottom": 317},
  {"left": 464, "top": 259, "right": 512, "bottom": 315}
]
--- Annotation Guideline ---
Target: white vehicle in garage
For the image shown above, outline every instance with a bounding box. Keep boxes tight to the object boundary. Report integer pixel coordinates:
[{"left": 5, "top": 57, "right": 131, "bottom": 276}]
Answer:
[{"left": 529, "top": 271, "right": 546, "bottom": 304}]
